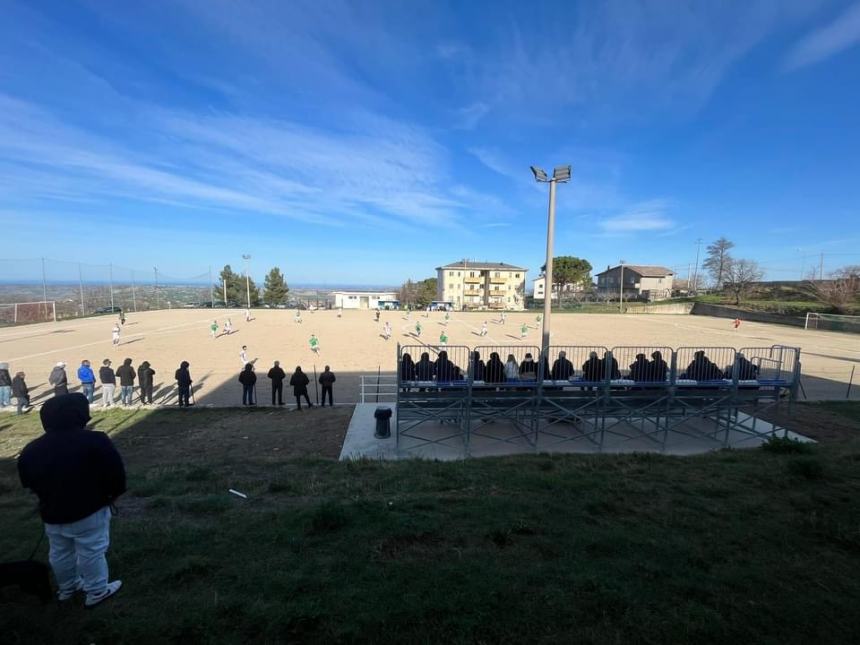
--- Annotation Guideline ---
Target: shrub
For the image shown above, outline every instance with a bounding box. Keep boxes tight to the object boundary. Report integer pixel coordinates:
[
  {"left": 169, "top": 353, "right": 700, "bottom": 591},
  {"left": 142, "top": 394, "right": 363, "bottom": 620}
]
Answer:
[
  {"left": 787, "top": 457, "right": 825, "bottom": 480},
  {"left": 761, "top": 435, "right": 811, "bottom": 455}
]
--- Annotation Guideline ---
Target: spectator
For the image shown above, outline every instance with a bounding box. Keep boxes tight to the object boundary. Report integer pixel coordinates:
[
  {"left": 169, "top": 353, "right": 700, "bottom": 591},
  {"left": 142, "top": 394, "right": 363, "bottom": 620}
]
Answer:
[
  {"left": 683, "top": 351, "right": 724, "bottom": 381},
  {"left": 484, "top": 352, "right": 506, "bottom": 384},
  {"left": 77, "top": 360, "right": 96, "bottom": 404},
  {"left": 519, "top": 353, "right": 538, "bottom": 380},
  {"left": 628, "top": 353, "right": 651, "bottom": 382},
  {"left": 267, "top": 360, "right": 286, "bottom": 406},
  {"left": 0, "top": 361, "right": 11, "bottom": 408},
  {"left": 12, "top": 371, "right": 30, "bottom": 415},
  {"left": 504, "top": 354, "right": 519, "bottom": 380},
  {"left": 137, "top": 361, "right": 155, "bottom": 405},
  {"left": 99, "top": 359, "right": 116, "bottom": 408},
  {"left": 734, "top": 353, "right": 759, "bottom": 381},
  {"left": 551, "top": 351, "right": 574, "bottom": 380},
  {"left": 471, "top": 351, "right": 485, "bottom": 381},
  {"left": 649, "top": 351, "right": 669, "bottom": 382},
  {"left": 582, "top": 352, "right": 604, "bottom": 382},
  {"left": 289, "top": 366, "right": 312, "bottom": 410},
  {"left": 17, "top": 394, "right": 125, "bottom": 607},
  {"left": 49, "top": 362, "right": 69, "bottom": 397},
  {"left": 175, "top": 361, "right": 192, "bottom": 407},
  {"left": 400, "top": 353, "right": 416, "bottom": 384},
  {"left": 319, "top": 366, "right": 336, "bottom": 406},
  {"left": 115, "top": 359, "right": 136, "bottom": 406},
  {"left": 238, "top": 363, "right": 256, "bottom": 406},
  {"left": 605, "top": 351, "right": 621, "bottom": 380},
  {"left": 434, "top": 351, "right": 455, "bottom": 382},
  {"left": 415, "top": 352, "right": 435, "bottom": 381}
]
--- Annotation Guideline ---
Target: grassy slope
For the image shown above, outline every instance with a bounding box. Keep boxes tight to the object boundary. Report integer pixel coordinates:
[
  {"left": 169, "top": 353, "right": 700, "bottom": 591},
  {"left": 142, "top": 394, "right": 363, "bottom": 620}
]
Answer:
[{"left": 0, "top": 407, "right": 858, "bottom": 644}]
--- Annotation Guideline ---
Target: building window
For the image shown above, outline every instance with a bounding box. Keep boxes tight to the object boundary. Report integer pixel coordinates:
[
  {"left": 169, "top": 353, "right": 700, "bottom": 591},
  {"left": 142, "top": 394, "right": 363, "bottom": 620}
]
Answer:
[
  {"left": 515, "top": 273, "right": 520, "bottom": 278},
  {"left": 448, "top": 271, "right": 453, "bottom": 276},
  {"left": 494, "top": 272, "right": 500, "bottom": 278}
]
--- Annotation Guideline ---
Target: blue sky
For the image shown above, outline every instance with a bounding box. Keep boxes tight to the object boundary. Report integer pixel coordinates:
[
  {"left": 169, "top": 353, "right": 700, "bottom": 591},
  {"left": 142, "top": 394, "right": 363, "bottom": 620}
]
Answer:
[{"left": 2, "top": 0, "right": 859, "bottom": 286}]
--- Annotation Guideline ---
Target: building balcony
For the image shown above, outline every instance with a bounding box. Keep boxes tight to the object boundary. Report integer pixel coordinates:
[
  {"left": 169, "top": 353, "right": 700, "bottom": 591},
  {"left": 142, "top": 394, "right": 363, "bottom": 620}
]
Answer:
[
  {"left": 464, "top": 276, "right": 482, "bottom": 284},
  {"left": 464, "top": 289, "right": 483, "bottom": 296},
  {"left": 489, "top": 277, "right": 506, "bottom": 284}
]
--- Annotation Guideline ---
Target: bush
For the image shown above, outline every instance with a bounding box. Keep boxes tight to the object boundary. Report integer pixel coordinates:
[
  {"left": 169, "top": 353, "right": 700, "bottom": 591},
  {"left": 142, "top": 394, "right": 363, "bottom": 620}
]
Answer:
[
  {"left": 787, "top": 457, "right": 825, "bottom": 480},
  {"left": 761, "top": 435, "right": 811, "bottom": 455}
]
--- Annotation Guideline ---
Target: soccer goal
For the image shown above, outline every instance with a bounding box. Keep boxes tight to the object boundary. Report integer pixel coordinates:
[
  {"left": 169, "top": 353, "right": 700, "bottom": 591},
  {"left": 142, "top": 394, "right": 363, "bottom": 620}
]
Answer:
[
  {"left": 0, "top": 301, "right": 57, "bottom": 325},
  {"left": 805, "top": 312, "right": 860, "bottom": 334}
]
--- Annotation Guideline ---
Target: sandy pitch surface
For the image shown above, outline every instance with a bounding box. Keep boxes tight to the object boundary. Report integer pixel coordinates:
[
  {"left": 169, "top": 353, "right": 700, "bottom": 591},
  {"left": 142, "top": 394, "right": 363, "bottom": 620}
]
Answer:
[{"left": 1, "top": 308, "right": 857, "bottom": 406}]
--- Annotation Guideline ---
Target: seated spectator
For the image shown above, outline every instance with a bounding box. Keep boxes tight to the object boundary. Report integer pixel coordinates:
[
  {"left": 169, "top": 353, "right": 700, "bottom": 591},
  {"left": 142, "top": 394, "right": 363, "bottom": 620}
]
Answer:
[
  {"left": 605, "top": 351, "right": 621, "bottom": 380},
  {"left": 471, "top": 351, "right": 485, "bottom": 381},
  {"left": 504, "top": 354, "right": 519, "bottom": 380},
  {"left": 581, "top": 352, "right": 604, "bottom": 382},
  {"left": 733, "top": 353, "right": 759, "bottom": 380},
  {"left": 683, "top": 351, "right": 724, "bottom": 381},
  {"left": 628, "top": 353, "right": 651, "bottom": 381},
  {"left": 648, "top": 351, "right": 669, "bottom": 382},
  {"left": 551, "top": 351, "right": 574, "bottom": 380},
  {"left": 519, "top": 353, "right": 538, "bottom": 380},
  {"left": 415, "top": 352, "right": 435, "bottom": 381},
  {"left": 400, "top": 353, "right": 416, "bottom": 382},
  {"left": 484, "top": 352, "right": 506, "bottom": 384},
  {"left": 434, "top": 350, "right": 457, "bottom": 382}
]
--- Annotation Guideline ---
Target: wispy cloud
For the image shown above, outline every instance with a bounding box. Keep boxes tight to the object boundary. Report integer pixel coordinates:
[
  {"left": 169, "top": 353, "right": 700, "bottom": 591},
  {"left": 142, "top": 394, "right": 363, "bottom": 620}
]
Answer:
[
  {"left": 598, "top": 200, "right": 675, "bottom": 233},
  {"left": 783, "top": 2, "right": 860, "bottom": 70}
]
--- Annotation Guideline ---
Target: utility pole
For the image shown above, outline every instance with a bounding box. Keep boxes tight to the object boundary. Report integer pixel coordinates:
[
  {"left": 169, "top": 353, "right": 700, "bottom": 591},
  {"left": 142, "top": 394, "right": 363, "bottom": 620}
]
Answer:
[
  {"left": 78, "top": 263, "right": 85, "bottom": 317},
  {"left": 154, "top": 267, "right": 160, "bottom": 310},
  {"left": 619, "top": 261, "right": 625, "bottom": 313},
  {"left": 692, "top": 238, "right": 702, "bottom": 293},
  {"left": 41, "top": 257, "right": 48, "bottom": 306},
  {"left": 686, "top": 263, "right": 691, "bottom": 292},
  {"left": 209, "top": 265, "right": 214, "bottom": 307},
  {"left": 819, "top": 252, "right": 824, "bottom": 281},
  {"left": 109, "top": 263, "right": 115, "bottom": 311}
]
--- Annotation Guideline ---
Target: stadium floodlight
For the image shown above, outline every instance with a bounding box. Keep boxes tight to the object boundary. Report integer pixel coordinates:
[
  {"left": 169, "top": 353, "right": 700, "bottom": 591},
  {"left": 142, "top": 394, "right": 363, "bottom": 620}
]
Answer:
[
  {"left": 242, "top": 254, "right": 252, "bottom": 309},
  {"left": 531, "top": 162, "right": 572, "bottom": 359}
]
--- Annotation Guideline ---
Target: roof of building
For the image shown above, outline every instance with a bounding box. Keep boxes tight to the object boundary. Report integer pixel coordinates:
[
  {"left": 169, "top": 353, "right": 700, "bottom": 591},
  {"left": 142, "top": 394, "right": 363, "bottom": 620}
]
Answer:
[
  {"left": 596, "top": 264, "right": 674, "bottom": 277},
  {"left": 437, "top": 260, "right": 527, "bottom": 271}
]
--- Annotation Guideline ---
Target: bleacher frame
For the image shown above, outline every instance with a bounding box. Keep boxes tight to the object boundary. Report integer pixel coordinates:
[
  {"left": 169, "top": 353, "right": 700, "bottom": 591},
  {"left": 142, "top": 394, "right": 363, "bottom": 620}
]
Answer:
[{"left": 395, "top": 343, "right": 802, "bottom": 457}]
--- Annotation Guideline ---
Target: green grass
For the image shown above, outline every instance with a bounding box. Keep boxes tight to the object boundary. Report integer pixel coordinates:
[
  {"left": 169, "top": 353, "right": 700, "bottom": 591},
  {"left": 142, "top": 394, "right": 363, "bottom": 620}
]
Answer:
[
  {"left": 807, "top": 401, "right": 860, "bottom": 425},
  {"left": 1, "top": 409, "right": 860, "bottom": 643}
]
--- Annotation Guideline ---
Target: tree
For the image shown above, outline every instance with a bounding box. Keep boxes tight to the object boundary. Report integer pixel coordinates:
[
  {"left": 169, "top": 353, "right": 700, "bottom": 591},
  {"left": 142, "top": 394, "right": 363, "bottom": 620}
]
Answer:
[
  {"left": 216, "top": 264, "right": 260, "bottom": 306},
  {"left": 808, "top": 265, "right": 860, "bottom": 313},
  {"left": 263, "top": 267, "right": 289, "bottom": 305},
  {"left": 540, "top": 256, "right": 592, "bottom": 304},
  {"left": 399, "top": 277, "right": 437, "bottom": 307},
  {"left": 703, "top": 237, "right": 735, "bottom": 289},
  {"left": 723, "top": 258, "right": 764, "bottom": 305}
]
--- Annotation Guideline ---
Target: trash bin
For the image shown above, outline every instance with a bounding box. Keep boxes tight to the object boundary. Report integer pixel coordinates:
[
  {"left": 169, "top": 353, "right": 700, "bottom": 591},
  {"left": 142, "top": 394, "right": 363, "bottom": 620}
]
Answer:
[{"left": 374, "top": 406, "right": 392, "bottom": 439}]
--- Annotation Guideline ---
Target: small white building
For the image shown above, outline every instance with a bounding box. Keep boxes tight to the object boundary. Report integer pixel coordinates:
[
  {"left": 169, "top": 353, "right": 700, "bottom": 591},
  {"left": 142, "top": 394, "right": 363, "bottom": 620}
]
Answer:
[
  {"left": 332, "top": 291, "right": 399, "bottom": 310},
  {"left": 532, "top": 274, "right": 589, "bottom": 301}
]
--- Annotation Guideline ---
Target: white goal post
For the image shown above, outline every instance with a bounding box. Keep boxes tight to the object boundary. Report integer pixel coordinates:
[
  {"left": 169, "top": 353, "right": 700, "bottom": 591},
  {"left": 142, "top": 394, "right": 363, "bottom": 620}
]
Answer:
[
  {"left": 0, "top": 301, "right": 57, "bottom": 324},
  {"left": 805, "top": 312, "right": 860, "bottom": 333}
]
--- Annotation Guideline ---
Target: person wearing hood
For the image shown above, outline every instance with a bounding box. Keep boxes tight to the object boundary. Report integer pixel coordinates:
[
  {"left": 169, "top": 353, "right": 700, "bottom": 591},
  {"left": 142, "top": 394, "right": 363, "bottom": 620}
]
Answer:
[
  {"left": 551, "top": 351, "right": 574, "bottom": 380},
  {"left": 17, "top": 394, "right": 126, "bottom": 607},
  {"left": 415, "top": 352, "right": 435, "bottom": 381},
  {"left": 12, "top": 371, "right": 30, "bottom": 414},
  {"left": 137, "top": 361, "right": 155, "bottom": 405},
  {"left": 267, "top": 360, "right": 286, "bottom": 406},
  {"left": 318, "top": 365, "right": 336, "bottom": 406},
  {"left": 77, "top": 360, "right": 96, "bottom": 404},
  {"left": 289, "top": 366, "right": 312, "bottom": 410},
  {"left": 484, "top": 352, "right": 506, "bottom": 384},
  {"left": 99, "top": 359, "right": 116, "bottom": 408},
  {"left": 238, "top": 363, "right": 257, "bottom": 406},
  {"left": 49, "top": 362, "right": 69, "bottom": 397},
  {"left": 115, "top": 358, "right": 136, "bottom": 406},
  {"left": 0, "top": 361, "right": 11, "bottom": 408},
  {"left": 175, "top": 361, "right": 192, "bottom": 407}
]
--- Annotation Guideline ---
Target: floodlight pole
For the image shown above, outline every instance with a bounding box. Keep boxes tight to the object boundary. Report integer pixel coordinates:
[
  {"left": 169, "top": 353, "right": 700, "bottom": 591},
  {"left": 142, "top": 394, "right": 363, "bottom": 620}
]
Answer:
[
  {"left": 242, "top": 254, "right": 252, "bottom": 309},
  {"left": 619, "top": 261, "right": 624, "bottom": 313},
  {"left": 541, "top": 180, "right": 557, "bottom": 355},
  {"left": 109, "top": 263, "right": 115, "bottom": 312}
]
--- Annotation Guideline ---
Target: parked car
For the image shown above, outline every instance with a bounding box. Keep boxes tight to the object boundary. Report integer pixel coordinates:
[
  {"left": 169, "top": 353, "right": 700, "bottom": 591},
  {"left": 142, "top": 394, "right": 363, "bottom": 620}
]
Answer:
[{"left": 93, "top": 306, "right": 123, "bottom": 314}]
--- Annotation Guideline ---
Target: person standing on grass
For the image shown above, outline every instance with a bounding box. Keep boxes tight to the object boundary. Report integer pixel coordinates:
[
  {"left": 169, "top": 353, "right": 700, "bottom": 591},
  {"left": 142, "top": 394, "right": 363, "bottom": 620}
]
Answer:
[
  {"left": 18, "top": 394, "right": 125, "bottom": 607},
  {"left": 115, "top": 358, "right": 135, "bottom": 406},
  {"left": 0, "top": 361, "right": 12, "bottom": 409},
  {"left": 319, "top": 366, "right": 336, "bottom": 407},
  {"left": 77, "top": 360, "right": 96, "bottom": 404},
  {"left": 99, "top": 359, "right": 116, "bottom": 408},
  {"left": 239, "top": 363, "right": 256, "bottom": 406},
  {"left": 267, "top": 360, "right": 286, "bottom": 406},
  {"left": 175, "top": 361, "right": 192, "bottom": 407},
  {"left": 12, "top": 371, "right": 30, "bottom": 414},
  {"left": 111, "top": 323, "right": 121, "bottom": 346},
  {"left": 289, "top": 366, "right": 312, "bottom": 410},
  {"left": 137, "top": 361, "right": 155, "bottom": 405},
  {"left": 49, "top": 362, "right": 69, "bottom": 397},
  {"left": 210, "top": 320, "right": 219, "bottom": 339},
  {"left": 309, "top": 334, "right": 320, "bottom": 354},
  {"left": 240, "top": 345, "right": 249, "bottom": 365}
]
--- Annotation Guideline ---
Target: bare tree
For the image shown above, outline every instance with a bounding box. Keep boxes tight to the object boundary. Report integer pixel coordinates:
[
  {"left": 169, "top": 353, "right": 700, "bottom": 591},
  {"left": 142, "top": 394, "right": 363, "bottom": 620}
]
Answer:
[
  {"left": 703, "top": 237, "right": 735, "bottom": 289},
  {"left": 808, "top": 265, "right": 860, "bottom": 313},
  {"left": 723, "top": 259, "right": 764, "bottom": 305}
]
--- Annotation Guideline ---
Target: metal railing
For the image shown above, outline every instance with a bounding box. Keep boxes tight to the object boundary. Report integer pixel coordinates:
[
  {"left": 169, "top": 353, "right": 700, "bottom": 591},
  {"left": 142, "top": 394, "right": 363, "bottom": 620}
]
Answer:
[{"left": 359, "top": 374, "right": 398, "bottom": 403}]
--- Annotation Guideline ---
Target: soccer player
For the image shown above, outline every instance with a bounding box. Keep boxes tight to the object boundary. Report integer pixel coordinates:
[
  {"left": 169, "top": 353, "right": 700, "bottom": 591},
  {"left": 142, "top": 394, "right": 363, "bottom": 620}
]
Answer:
[
  {"left": 294, "top": 310, "right": 302, "bottom": 324},
  {"left": 111, "top": 323, "right": 121, "bottom": 346},
  {"left": 444, "top": 311, "right": 450, "bottom": 326},
  {"left": 210, "top": 320, "right": 219, "bottom": 339},
  {"left": 309, "top": 334, "right": 320, "bottom": 354},
  {"left": 500, "top": 311, "right": 506, "bottom": 325},
  {"left": 520, "top": 322, "right": 528, "bottom": 338},
  {"left": 536, "top": 313, "right": 542, "bottom": 324},
  {"left": 245, "top": 309, "right": 252, "bottom": 322},
  {"left": 439, "top": 331, "right": 448, "bottom": 346},
  {"left": 222, "top": 319, "right": 230, "bottom": 336},
  {"left": 375, "top": 310, "right": 380, "bottom": 322},
  {"left": 383, "top": 321, "right": 392, "bottom": 340},
  {"left": 480, "top": 321, "right": 488, "bottom": 336},
  {"left": 239, "top": 345, "right": 249, "bottom": 365},
  {"left": 733, "top": 318, "right": 741, "bottom": 329},
  {"left": 415, "top": 321, "right": 422, "bottom": 337}
]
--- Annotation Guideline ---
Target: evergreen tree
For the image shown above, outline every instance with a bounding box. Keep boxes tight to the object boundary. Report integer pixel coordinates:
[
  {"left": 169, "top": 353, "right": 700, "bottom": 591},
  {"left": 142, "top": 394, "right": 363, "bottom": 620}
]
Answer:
[
  {"left": 216, "top": 264, "right": 260, "bottom": 306},
  {"left": 263, "top": 267, "right": 290, "bottom": 305}
]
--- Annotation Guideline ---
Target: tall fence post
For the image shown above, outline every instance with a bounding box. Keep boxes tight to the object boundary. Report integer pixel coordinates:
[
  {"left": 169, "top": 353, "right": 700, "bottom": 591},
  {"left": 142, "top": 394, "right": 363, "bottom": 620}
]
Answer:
[{"left": 41, "top": 257, "right": 48, "bottom": 318}]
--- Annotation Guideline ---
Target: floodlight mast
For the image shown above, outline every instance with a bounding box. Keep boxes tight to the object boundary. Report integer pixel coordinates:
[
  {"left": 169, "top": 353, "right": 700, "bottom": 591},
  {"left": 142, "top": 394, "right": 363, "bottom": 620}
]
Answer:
[
  {"left": 242, "top": 254, "right": 252, "bottom": 310},
  {"left": 531, "top": 164, "right": 571, "bottom": 361}
]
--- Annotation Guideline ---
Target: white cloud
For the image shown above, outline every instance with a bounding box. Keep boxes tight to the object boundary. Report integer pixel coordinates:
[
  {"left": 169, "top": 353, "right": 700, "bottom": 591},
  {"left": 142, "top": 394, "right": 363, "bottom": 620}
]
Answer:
[
  {"left": 598, "top": 200, "right": 675, "bottom": 233},
  {"left": 453, "top": 102, "right": 490, "bottom": 130},
  {"left": 783, "top": 2, "right": 860, "bottom": 70}
]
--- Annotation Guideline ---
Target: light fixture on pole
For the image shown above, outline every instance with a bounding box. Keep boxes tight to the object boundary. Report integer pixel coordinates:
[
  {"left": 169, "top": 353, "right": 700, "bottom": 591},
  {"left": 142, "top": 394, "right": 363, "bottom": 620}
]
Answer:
[
  {"left": 242, "top": 254, "right": 252, "bottom": 309},
  {"left": 619, "top": 260, "right": 625, "bottom": 313},
  {"left": 531, "top": 164, "right": 572, "bottom": 360}
]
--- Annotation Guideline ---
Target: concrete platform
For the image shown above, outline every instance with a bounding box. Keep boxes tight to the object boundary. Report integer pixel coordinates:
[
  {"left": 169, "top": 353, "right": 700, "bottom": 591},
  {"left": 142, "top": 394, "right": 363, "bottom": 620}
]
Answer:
[{"left": 339, "top": 403, "right": 814, "bottom": 461}]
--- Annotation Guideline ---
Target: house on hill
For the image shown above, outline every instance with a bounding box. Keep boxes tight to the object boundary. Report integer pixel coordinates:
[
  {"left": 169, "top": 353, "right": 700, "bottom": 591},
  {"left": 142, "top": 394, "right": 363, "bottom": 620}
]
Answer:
[
  {"left": 596, "top": 265, "right": 674, "bottom": 301},
  {"left": 436, "top": 260, "right": 527, "bottom": 311}
]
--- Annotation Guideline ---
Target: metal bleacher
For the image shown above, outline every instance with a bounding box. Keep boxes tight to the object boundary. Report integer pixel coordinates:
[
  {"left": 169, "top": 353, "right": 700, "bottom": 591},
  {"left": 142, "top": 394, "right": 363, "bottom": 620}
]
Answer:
[{"left": 395, "top": 343, "right": 801, "bottom": 457}]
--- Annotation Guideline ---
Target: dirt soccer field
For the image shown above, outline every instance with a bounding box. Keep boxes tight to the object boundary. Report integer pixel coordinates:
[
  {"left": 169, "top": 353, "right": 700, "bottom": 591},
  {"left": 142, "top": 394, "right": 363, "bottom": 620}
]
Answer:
[{"left": 0, "top": 308, "right": 857, "bottom": 407}]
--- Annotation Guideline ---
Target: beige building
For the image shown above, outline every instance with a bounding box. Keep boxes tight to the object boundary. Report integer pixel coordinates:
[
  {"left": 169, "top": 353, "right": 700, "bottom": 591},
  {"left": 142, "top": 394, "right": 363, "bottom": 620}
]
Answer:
[
  {"left": 436, "top": 261, "right": 527, "bottom": 311},
  {"left": 595, "top": 265, "right": 675, "bottom": 301}
]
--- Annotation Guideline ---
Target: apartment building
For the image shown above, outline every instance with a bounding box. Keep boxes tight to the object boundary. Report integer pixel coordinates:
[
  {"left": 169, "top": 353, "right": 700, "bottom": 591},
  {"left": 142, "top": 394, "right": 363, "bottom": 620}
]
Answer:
[
  {"left": 595, "top": 265, "right": 675, "bottom": 301},
  {"left": 436, "top": 260, "right": 527, "bottom": 311}
]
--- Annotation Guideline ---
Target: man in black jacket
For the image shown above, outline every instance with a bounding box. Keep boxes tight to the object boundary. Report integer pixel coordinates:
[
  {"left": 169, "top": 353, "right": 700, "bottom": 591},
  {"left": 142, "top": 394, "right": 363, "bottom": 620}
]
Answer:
[
  {"left": 99, "top": 359, "right": 116, "bottom": 408},
  {"left": 137, "top": 361, "right": 155, "bottom": 405},
  {"left": 12, "top": 371, "right": 30, "bottom": 414},
  {"left": 238, "top": 363, "right": 256, "bottom": 405},
  {"left": 289, "top": 366, "right": 312, "bottom": 410},
  {"left": 267, "top": 360, "right": 286, "bottom": 406},
  {"left": 48, "top": 362, "right": 69, "bottom": 397},
  {"left": 319, "top": 365, "right": 336, "bottom": 406},
  {"left": 115, "top": 358, "right": 135, "bottom": 406},
  {"left": 18, "top": 394, "right": 125, "bottom": 607},
  {"left": 175, "top": 361, "right": 192, "bottom": 407}
]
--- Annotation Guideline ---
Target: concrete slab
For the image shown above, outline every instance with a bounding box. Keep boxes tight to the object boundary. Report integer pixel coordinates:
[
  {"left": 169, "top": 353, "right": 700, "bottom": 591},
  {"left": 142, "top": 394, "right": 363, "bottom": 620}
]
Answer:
[{"left": 340, "top": 404, "right": 814, "bottom": 461}]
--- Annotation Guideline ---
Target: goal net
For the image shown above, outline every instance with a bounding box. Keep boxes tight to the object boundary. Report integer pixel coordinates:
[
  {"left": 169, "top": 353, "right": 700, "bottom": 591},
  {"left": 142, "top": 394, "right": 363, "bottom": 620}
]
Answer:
[
  {"left": 0, "top": 301, "right": 57, "bottom": 325},
  {"left": 805, "top": 312, "right": 860, "bottom": 334}
]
